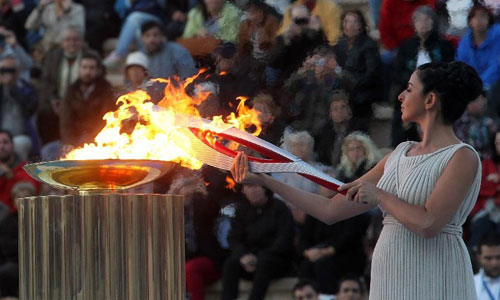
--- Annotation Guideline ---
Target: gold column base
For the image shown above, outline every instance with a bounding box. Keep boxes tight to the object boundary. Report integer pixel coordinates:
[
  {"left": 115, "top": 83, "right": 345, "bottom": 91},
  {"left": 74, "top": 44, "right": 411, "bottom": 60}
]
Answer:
[{"left": 18, "top": 194, "right": 185, "bottom": 300}]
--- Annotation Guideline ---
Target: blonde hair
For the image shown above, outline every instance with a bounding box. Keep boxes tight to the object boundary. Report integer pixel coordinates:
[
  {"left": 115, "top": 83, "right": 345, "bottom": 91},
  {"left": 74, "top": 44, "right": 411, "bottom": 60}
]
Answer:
[
  {"left": 338, "top": 131, "right": 382, "bottom": 179},
  {"left": 167, "top": 172, "right": 208, "bottom": 196},
  {"left": 280, "top": 129, "right": 315, "bottom": 158}
]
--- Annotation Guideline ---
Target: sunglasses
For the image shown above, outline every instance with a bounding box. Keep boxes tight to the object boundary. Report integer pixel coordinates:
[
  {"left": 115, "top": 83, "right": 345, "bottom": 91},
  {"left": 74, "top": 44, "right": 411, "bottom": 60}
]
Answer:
[
  {"left": 294, "top": 17, "right": 309, "bottom": 25},
  {"left": 0, "top": 67, "right": 16, "bottom": 74}
]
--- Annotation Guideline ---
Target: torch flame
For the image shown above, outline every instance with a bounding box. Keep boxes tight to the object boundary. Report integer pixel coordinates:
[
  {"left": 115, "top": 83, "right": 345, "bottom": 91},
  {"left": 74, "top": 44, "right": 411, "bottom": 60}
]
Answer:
[{"left": 64, "top": 73, "right": 262, "bottom": 169}]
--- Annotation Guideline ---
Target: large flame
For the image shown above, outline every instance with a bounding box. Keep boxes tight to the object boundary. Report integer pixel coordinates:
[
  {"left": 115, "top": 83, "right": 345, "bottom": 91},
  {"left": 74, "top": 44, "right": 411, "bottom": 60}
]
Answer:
[{"left": 64, "top": 73, "right": 262, "bottom": 169}]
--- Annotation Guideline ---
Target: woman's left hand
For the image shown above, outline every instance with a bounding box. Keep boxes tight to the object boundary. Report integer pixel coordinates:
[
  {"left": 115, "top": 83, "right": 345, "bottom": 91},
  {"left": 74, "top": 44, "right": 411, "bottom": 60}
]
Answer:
[{"left": 338, "top": 181, "right": 382, "bottom": 206}]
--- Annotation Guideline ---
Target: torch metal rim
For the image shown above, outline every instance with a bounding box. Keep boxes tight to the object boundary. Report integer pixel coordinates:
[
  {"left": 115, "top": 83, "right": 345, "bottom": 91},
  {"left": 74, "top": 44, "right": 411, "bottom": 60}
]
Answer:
[{"left": 24, "top": 159, "right": 176, "bottom": 191}]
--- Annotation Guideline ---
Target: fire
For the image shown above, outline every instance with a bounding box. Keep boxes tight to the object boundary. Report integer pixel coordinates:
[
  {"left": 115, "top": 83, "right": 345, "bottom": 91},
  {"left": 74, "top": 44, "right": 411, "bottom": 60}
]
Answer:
[
  {"left": 64, "top": 73, "right": 262, "bottom": 169},
  {"left": 225, "top": 176, "right": 237, "bottom": 191}
]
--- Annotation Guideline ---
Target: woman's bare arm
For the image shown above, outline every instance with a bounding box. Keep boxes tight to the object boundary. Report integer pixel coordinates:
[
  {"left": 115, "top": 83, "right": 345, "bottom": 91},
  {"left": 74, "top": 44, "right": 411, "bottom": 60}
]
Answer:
[
  {"left": 342, "top": 147, "right": 479, "bottom": 238},
  {"left": 231, "top": 152, "right": 390, "bottom": 224}
]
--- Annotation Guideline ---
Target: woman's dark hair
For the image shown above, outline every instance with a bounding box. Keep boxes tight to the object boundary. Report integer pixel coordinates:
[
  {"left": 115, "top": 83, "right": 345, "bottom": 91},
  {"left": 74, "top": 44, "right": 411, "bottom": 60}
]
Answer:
[
  {"left": 416, "top": 61, "right": 483, "bottom": 125},
  {"left": 340, "top": 10, "right": 368, "bottom": 35},
  {"left": 467, "top": 2, "right": 495, "bottom": 28},
  {"left": 246, "top": 0, "right": 281, "bottom": 19}
]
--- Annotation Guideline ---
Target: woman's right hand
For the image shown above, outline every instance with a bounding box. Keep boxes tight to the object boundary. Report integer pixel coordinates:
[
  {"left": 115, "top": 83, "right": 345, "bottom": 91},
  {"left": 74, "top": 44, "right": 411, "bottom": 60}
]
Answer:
[{"left": 230, "top": 152, "right": 262, "bottom": 184}]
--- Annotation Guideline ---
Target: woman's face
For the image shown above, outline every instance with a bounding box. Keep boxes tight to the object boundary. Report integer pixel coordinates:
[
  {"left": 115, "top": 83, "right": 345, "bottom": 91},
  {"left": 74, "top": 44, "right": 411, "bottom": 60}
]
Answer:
[
  {"left": 413, "top": 13, "right": 434, "bottom": 38},
  {"left": 495, "top": 132, "right": 500, "bottom": 156},
  {"left": 254, "top": 102, "right": 274, "bottom": 125},
  {"left": 469, "top": 9, "right": 490, "bottom": 33},
  {"left": 398, "top": 71, "right": 427, "bottom": 123},
  {"left": 330, "top": 100, "right": 352, "bottom": 123},
  {"left": 290, "top": 141, "right": 311, "bottom": 161},
  {"left": 343, "top": 13, "right": 362, "bottom": 38},
  {"left": 346, "top": 140, "right": 366, "bottom": 164}
]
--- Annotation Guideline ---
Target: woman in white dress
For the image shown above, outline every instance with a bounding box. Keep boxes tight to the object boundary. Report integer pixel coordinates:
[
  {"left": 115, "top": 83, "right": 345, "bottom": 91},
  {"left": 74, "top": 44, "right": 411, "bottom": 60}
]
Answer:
[{"left": 230, "top": 61, "right": 483, "bottom": 299}]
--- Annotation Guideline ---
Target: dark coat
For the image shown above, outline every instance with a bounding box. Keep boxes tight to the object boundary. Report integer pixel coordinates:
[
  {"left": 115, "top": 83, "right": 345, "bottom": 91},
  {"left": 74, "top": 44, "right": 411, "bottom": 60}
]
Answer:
[
  {"left": 333, "top": 33, "right": 383, "bottom": 118},
  {"left": 228, "top": 196, "right": 295, "bottom": 261},
  {"left": 185, "top": 192, "right": 228, "bottom": 269},
  {"left": 393, "top": 31, "right": 455, "bottom": 89},
  {"left": 269, "top": 29, "right": 327, "bottom": 81},
  {"left": 59, "top": 77, "right": 116, "bottom": 146},
  {"left": 298, "top": 213, "right": 369, "bottom": 258}
]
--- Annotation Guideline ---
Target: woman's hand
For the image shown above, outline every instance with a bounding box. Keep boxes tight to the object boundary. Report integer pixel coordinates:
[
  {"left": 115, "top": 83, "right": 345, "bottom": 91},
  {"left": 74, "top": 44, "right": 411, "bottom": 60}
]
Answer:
[
  {"left": 230, "top": 152, "right": 262, "bottom": 184},
  {"left": 338, "top": 181, "right": 382, "bottom": 206}
]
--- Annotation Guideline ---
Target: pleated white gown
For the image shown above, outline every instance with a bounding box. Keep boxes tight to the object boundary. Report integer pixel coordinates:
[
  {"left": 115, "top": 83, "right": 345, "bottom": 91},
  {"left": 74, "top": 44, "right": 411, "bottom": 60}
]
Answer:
[{"left": 371, "top": 141, "right": 481, "bottom": 299}]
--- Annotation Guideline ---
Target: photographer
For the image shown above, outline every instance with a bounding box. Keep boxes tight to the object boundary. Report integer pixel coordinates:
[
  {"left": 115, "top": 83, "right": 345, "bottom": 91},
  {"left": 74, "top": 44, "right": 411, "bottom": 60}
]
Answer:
[
  {"left": 0, "top": 26, "right": 33, "bottom": 80},
  {"left": 269, "top": 5, "right": 327, "bottom": 82}
]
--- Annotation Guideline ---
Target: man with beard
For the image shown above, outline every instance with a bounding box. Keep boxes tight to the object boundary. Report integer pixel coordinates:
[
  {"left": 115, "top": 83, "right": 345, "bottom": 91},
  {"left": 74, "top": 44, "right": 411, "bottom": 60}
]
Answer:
[
  {"left": 140, "top": 21, "right": 196, "bottom": 80},
  {"left": 59, "top": 52, "right": 116, "bottom": 147},
  {"left": 475, "top": 233, "right": 500, "bottom": 299},
  {"left": 0, "top": 130, "right": 40, "bottom": 211}
]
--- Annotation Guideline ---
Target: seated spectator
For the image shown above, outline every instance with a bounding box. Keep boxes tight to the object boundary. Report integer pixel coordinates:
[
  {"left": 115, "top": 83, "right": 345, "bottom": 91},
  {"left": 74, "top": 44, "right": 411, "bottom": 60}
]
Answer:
[
  {"left": 270, "top": 5, "right": 327, "bottom": 82},
  {"left": 81, "top": 0, "right": 121, "bottom": 54},
  {"left": 180, "top": 0, "right": 241, "bottom": 56},
  {"left": 454, "top": 92, "right": 497, "bottom": 159},
  {"left": 297, "top": 201, "right": 369, "bottom": 294},
  {"left": 168, "top": 172, "right": 226, "bottom": 300},
  {"left": 200, "top": 43, "right": 258, "bottom": 116},
  {"left": 251, "top": 93, "right": 286, "bottom": 146},
  {"left": 292, "top": 279, "right": 320, "bottom": 300},
  {"left": 379, "top": 0, "right": 436, "bottom": 51},
  {"left": 164, "top": 0, "right": 199, "bottom": 41},
  {"left": 456, "top": 2, "right": 500, "bottom": 90},
  {"left": 474, "top": 233, "right": 500, "bottom": 300},
  {"left": 103, "top": 0, "right": 164, "bottom": 68},
  {"left": 468, "top": 130, "right": 500, "bottom": 247},
  {"left": 0, "top": 130, "right": 40, "bottom": 211},
  {"left": 0, "top": 55, "right": 39, "bottom": 158},
  {"left": 336, "top": 274, "right": 364, "bottom": 300},
  {"left": 284, "top": 47, "right": 338, "bottom": 135},
  {"left": 0, "top": 3, "right": 34, "bottom": 50},
  {"left": 278, "top": 0, "right": 341, "bottom": 45},
  {"left": 316, "top": 90, "right": 364, "bottom": 167},
  {"left": 221, "top": 184, "right": 295, "bottom": 300},
  {"left": 336, "top": 131, "right": 382, "bottom": 183},
  {"left": 273, "top": 130, "right": 318, "bottom": 225},
  {"left": 124, "top": 51, "right": 150, "bottom": 91},
  {"left": 0, "top": 25, "right": 33, "bottom": 80},
  {"left": 333, "top": 10, "right": 382, "bottom": 121},
  {"left": 0, "top": 181, "right": 36, "bottom": 298},
  {"left": 141, "top": 21, "right": 197, "bottom": 80},
  {"left": 37, "top": 26, "right": 88, "bottom": 145},
  {"left": 25, "top": 0, "right": 85, "bottom": 54},
  {"left": 391, "top": 5, "right": 455, "bottom": 148},
  {"left": 237, "top": 0, "right": 280, "bottom": 83},
  {"left": 59, "top": 52, "right": 116, "bottom": 147}
]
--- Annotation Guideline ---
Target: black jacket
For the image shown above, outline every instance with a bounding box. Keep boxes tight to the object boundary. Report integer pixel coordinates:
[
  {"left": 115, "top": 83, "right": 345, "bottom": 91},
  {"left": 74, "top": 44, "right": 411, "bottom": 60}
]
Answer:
[
  {"left": 228, "top": 196, "right": 295, "bottom": 260},
  {"left": 185, "top": 193, "right": 228, "bottom": 269},
  {"left": 333, "top": 33, "right": 383, "bottom": 118},
  {"left": 298, "top": 213, "right": 369, "bottom": 258},
  {"left": 393, "top": 31, "right": 455, "bottom": 89}
]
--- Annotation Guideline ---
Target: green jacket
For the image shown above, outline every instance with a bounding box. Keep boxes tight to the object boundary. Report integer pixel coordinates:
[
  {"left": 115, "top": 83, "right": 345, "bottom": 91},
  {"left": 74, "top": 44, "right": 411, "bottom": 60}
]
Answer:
[{"left": 182, "top": 2, "right": 241, "bottom": 43}]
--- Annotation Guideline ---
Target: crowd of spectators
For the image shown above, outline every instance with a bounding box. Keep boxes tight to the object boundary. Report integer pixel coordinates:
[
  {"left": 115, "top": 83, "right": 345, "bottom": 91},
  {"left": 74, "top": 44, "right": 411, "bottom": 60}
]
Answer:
[{"left": 0, "top": 0, "right": 500, "bottom": 299}]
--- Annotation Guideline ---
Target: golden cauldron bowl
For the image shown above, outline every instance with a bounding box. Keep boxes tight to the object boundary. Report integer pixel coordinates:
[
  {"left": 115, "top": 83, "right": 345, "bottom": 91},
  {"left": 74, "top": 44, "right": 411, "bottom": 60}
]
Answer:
[{"left": 24, "top": 159, "right": 176, "bottom": 191}]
